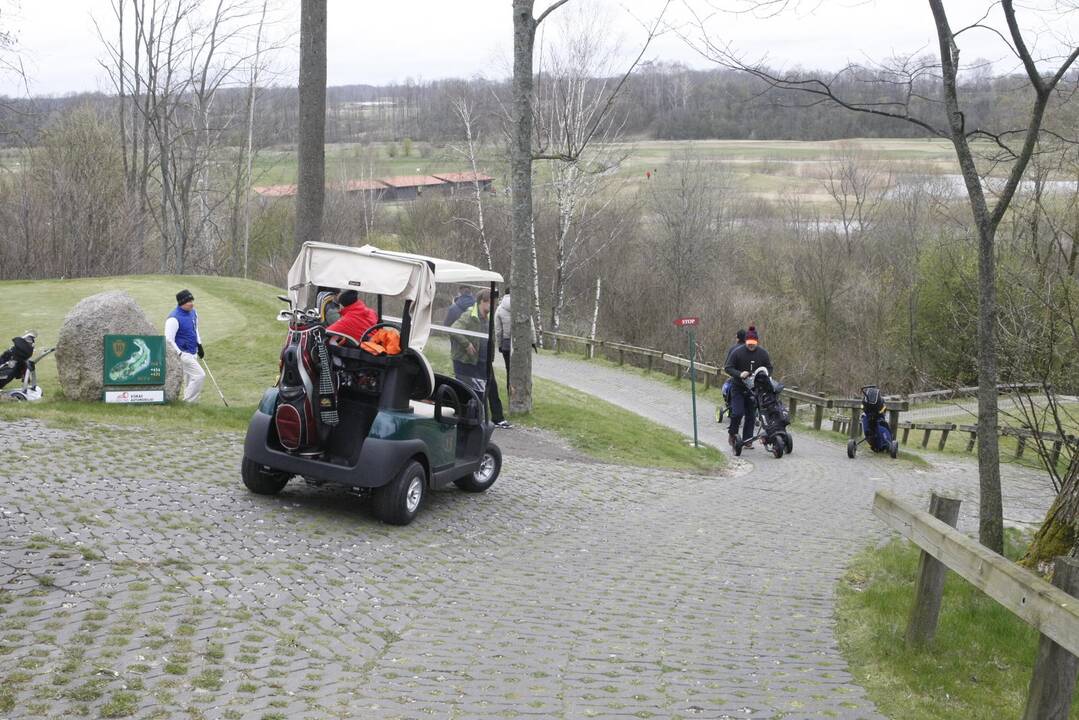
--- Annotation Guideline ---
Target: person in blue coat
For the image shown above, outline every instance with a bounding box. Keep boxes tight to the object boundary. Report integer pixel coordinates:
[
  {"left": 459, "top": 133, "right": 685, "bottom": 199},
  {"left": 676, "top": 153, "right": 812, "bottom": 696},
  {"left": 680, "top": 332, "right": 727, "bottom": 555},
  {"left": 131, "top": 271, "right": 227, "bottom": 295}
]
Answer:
[{"left": 164, "top": 289, "right": 205, "bottom": 402}]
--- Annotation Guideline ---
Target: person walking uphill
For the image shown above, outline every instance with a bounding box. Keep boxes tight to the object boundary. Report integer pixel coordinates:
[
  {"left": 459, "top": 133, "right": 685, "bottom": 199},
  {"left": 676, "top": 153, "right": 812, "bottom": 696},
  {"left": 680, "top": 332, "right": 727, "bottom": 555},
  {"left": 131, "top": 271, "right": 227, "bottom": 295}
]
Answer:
[
  {"left": 723, "top": 325, "right": 773, "bottom": 449},
  {"left": 165, "top": 289, "right": 205, "bottom": 402},
  {"left": 451, "top": 289, "right": 512, "bottom": 429},
  {"left": 494, "top": 290, "right": 537, "bottom": 378}
]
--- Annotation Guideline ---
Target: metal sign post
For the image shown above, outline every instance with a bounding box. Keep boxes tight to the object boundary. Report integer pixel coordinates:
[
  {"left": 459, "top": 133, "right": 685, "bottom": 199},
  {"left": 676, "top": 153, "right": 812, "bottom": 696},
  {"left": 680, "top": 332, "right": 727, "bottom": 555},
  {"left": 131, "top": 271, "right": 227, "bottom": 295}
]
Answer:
[{"left": 673, "top": 317, "right": 700, "bottom": 448}]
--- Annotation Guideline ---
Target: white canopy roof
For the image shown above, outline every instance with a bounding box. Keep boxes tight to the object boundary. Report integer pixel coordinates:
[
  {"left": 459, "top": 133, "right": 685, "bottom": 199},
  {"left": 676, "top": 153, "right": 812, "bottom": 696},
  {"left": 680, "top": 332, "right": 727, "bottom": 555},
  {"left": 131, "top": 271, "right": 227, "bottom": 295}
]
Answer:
[
  {"left": 285, "top": 243, "right": 502, "bottom": 351},
  {"left": 287, "top": 242, "right": 438, "bottom": 349},
  {"left": 364, "top": 246, "right": 504, "bottom": 285}
]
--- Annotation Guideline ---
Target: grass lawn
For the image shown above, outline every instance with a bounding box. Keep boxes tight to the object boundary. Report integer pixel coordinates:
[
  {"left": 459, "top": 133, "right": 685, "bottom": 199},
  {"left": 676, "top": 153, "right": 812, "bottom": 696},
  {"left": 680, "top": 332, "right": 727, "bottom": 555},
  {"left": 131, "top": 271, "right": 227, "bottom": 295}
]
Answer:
[
  {"left": 836, "top": 530, "right": 1079, "bottom": 719},
  {"left": 0, "top": 275, "right": 720, "bottom": 472}
]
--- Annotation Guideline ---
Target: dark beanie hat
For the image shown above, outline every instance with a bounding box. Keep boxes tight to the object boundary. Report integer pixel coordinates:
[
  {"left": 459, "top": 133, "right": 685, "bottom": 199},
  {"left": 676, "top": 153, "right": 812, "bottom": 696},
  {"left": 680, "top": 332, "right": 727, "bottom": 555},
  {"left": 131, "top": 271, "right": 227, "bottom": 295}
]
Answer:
[
  {"left": 338, "top": 289, "right": 359, "bottom": 307},
  {"left": 746, "top": 325, "right": 759, "bottom": 343},
  {"left": 736, "top": 328, "right": 746, "bottom": 343},
  {"left": 176, "top": 289, "right": 194, "bottom": 305}
]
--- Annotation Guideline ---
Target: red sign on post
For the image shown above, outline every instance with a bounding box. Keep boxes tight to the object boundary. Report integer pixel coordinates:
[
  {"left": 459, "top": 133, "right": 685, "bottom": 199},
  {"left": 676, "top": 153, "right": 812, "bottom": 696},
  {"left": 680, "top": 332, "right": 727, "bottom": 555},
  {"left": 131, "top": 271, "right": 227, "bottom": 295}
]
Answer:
[{"left": 673, "top": 316, "right": 700, "bottom": 327}]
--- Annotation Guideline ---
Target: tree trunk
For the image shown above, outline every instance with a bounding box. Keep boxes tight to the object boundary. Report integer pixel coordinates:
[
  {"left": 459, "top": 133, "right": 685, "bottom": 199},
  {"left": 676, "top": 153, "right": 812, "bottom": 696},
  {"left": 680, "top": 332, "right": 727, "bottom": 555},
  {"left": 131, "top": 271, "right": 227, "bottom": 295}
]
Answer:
[
  {"left": 1022, "top": 460, "right": 1079, "bottom": 572},
  {"left": 509, "top": 0, "right": 537, "bottom": 413},
  {"left": 295, "top": 0, "right": 326, "bottom": 252}
]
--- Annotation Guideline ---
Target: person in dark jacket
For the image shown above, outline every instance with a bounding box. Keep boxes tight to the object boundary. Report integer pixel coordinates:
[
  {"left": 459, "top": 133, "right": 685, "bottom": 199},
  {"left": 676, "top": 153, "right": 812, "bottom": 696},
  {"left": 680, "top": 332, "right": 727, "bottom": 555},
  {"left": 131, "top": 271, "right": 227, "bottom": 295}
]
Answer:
[
  {"left": 723, "top": 325, "right": 773, "bottom": 449},
  {"left": 326, "top": 289, "right": 378, "bottom": 343},
  {"left": 723, "top": 328, "right": 746, "bottom": 367},
  {"left": 444, "top": 286, "right": 475, "bottom": 327}
]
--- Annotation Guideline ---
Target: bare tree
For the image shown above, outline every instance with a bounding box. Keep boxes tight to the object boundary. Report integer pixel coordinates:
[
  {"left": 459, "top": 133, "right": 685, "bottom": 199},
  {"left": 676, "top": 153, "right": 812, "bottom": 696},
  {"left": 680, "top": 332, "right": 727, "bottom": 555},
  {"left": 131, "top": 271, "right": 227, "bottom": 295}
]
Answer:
[
  {"left": 449, "top": 91, "right": 494, "bottom": 269},
  {"left": 295, "top": 0, "right": 326, "bottom": 252},
  {"left": 686, "top": 0, "right": 1079, "bottom": 553}
]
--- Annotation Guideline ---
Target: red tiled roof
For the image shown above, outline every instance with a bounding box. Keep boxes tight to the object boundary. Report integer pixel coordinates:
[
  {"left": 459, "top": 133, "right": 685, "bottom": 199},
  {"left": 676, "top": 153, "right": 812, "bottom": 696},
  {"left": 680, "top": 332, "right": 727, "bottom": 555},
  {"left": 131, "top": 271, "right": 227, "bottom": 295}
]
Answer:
[
  {"left": 342, "top": 179, "right": 388, "bottom": 192},
  {"left": 380, "top": 175, "right": 447, "bottom": 188},
  {"left": 433, "top": 171, "right": 494, "bottom": 183},
  {"left": 253, "top": 184, "right": 297, "bottom": 198}
]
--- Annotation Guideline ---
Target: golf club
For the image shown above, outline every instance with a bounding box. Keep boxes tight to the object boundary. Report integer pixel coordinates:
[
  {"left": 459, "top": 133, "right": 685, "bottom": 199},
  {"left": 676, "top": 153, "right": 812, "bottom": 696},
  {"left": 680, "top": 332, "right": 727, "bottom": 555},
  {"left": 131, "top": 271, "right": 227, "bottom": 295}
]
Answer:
[{"left": 201, "top": 358, "right": 229, "bottom": 407}]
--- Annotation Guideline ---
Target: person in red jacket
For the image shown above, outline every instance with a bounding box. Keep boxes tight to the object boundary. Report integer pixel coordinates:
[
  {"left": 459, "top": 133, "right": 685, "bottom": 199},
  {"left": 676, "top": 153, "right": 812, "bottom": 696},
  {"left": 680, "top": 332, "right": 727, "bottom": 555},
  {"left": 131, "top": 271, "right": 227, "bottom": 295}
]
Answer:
[{"left": 326, "top": 289, "right": 377, "bottom": 344}]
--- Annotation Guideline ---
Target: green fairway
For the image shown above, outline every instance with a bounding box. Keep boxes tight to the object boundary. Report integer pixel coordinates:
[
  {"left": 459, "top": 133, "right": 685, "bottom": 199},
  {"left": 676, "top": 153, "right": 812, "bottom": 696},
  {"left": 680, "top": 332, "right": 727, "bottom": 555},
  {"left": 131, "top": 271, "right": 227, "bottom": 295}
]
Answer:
[{"left": 0, "top": 275, "right": 721, "bottom": 471}]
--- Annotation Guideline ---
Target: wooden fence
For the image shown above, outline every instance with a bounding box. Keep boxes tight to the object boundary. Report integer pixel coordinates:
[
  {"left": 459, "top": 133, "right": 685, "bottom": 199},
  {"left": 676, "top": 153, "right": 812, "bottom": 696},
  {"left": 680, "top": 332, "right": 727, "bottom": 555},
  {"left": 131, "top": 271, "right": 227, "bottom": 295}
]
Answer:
[
  {"left": 874, "top": 490, "right": 1079, "bottom": 718},
  {"left": 541, "top": 330, "right": 1073, "bottom": 455},
  {"left": 541, "top": 330, "right": 908, "bottom": 433}
]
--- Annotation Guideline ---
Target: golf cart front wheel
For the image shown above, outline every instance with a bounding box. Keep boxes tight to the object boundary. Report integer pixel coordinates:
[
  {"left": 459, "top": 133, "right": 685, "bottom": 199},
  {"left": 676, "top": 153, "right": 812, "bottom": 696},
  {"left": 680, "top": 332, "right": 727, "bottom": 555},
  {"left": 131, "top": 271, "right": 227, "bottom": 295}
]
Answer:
[
  {"left": 373, "top": 460, "right": 427, "bottom": 526},
  {"left": 846, "top": 439, "right": 857, "bottom": 459},
  {"left": 455, "top": 443, "right": 502, "bottom": 493},
  {"left": 890, "top": 440, "right": 899, "bottom": 459},
  {"left": 241, "top": 456, "right": 291, "bottom": 495}
]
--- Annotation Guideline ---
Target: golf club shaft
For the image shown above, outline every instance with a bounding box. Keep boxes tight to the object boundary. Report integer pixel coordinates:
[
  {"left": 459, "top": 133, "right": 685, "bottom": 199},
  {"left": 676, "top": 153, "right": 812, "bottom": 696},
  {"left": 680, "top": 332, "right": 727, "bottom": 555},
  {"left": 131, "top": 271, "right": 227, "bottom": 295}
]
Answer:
[{"left": 200, "top": 358, "right": 229, "bottom": 407}]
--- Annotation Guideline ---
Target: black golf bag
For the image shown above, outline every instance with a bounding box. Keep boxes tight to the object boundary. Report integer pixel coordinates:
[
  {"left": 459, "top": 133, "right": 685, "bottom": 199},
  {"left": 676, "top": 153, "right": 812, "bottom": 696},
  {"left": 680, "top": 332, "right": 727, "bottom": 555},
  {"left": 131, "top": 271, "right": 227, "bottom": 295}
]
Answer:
[
  {"left": 753, "top": 371, "right": 791, "bottom": 440},
  {"left": 274, "top": 321, "right": 338, "bottom": 454},
  {"left": 0, "top": 335, "right": 35, "bottom": 390}
]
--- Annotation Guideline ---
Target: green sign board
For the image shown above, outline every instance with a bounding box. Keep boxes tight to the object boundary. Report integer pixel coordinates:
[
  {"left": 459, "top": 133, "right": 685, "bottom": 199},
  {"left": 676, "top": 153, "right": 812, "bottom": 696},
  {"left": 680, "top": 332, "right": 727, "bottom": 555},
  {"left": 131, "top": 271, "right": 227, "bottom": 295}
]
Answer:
[{"left": 103, "top": 334, "right": 166, "bottom": 386}]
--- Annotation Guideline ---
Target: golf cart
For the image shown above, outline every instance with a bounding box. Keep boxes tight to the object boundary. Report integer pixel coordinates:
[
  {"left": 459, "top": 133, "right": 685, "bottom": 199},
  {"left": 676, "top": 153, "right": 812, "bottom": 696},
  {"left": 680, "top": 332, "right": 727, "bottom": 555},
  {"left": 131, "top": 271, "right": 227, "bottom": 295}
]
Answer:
[{"left": 242, "top": 243, "right": 504, "bottom": 525}]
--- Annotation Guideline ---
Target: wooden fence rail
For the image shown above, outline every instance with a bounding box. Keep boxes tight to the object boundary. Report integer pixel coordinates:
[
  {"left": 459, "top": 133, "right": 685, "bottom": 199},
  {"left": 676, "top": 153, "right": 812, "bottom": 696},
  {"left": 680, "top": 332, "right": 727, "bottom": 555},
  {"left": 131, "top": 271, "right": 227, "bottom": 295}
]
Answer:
[
  {"left": 895, "top": 420, "right": 1077, "bottom": 463},
  {"left": 873, "top": 490, "right": 1079, "bottom": 717}
]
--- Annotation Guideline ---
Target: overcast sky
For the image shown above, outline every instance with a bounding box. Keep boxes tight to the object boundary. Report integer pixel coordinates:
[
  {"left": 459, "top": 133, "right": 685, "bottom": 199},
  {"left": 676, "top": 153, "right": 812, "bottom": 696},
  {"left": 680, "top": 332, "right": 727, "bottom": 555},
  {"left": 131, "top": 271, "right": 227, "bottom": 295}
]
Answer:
[{"left": 2, "top": 0, "right": 1075, "bottom": 97}]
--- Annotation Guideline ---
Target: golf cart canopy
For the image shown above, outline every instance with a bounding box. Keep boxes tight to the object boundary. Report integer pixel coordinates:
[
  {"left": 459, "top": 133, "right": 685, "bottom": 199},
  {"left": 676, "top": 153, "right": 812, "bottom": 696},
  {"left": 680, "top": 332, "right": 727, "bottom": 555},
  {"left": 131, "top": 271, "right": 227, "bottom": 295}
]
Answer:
[{"left": 286, "top": 242, "right": 502, "bottom": 350}]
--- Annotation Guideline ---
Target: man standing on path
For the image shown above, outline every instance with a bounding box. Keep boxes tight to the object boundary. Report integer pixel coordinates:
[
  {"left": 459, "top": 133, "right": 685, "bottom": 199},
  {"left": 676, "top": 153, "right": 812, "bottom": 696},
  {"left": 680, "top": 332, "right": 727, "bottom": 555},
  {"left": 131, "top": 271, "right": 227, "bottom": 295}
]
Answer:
[
  {"left": 165, "top": 289, "right": 205, "bottom": 402},
  {"left": 451, "top": 289, "right": 512, "bottom": 429},
  {"left": 724, "top": 325, "right": 773, "bottom": 449}
]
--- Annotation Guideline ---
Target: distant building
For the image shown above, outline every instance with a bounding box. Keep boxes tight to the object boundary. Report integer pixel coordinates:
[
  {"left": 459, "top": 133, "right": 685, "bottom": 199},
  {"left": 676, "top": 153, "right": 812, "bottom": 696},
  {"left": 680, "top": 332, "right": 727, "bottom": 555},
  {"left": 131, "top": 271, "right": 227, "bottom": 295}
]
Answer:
[
  {"left": 433, "top": 171, "right": 495, "bottom": 194},
  {"left": 378, "top": 175, "right": 448, "bottom": 201},
  {"left": 251, "top": 171, "right": 496, "bottom": 204}
]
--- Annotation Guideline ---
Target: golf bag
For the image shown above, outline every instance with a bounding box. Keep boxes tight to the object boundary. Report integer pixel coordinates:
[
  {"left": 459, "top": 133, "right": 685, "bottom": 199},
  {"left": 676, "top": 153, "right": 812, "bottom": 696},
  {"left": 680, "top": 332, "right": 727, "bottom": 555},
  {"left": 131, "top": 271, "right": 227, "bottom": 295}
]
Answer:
[
  {"left": 753, "top": 370, "right": 791, "bottom": 441},
  {"left": 861, "top": 386, "right": 897, "bottom": 455},
  {"left": 0, "top": 334, "right": 35, "bottom": 390},
  {"left": 274, "top": 321, "right": 338, "bottom": 454}
]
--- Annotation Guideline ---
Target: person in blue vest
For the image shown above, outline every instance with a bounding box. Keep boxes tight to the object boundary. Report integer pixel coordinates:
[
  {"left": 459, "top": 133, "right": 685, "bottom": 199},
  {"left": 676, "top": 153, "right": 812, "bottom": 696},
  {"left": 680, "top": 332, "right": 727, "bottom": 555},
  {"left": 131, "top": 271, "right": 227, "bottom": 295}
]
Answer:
[{"left": 164, "top": 289, "right": 205, "bottom": 402}]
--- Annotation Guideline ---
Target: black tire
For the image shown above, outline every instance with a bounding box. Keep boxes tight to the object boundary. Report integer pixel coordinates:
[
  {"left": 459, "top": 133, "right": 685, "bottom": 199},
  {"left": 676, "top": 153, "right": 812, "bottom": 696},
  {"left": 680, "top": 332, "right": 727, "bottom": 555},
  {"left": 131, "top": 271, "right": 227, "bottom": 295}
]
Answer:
[
  {"left": 241, "top": 456, "right": 291, "bottom": 495},
  {"left": 846, "top": 439, "right": 857, "bottom": 459},
  {"left": 890, "top": 440, "right": 899, "bottom": 459},
  {"left": 734, "top": 442, "right": 743, "bottom": 457},
  {"left": 772, "top": 441, "right": 784, "bottom": 459},
  {"left": 373, "top": 460, "right": 426, "bottom": 526},
  {"left": 454, "top": 443, "right": 502, "bottom": 493},
  {"left": 783, "top": 432, "right": 793, "bottom": 454}
]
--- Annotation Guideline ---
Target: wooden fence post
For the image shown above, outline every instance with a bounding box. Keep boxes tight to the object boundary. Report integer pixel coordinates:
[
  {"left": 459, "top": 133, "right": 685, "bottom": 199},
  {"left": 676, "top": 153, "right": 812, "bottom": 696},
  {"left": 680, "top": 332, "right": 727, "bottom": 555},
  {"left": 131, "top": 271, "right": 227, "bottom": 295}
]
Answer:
[
  {"left": 1051, "top": 441, "right": 1063, "bottom": 469},
  {"left": 1017, "top": 435, "right": 1027, "bottom": 459},
  {"left": 902, "top": 425, "right": 911, "bottom": 445},
  {"left": 813, "top": 404, "right": 824, "bottom": 431},
  {"left": 789, "top": 397, "right": 798, "bottom": 418},
  {"left": 906, "top": 492, "right": 962, "bottom": 645},
  {"left": 646, "top": 355, "right": 653, "bottom": 374},
  {"left": 618, "top": 349, "right": 624, "bottom": 366},
  {"left": 922, "top": 428, "right": 932, "bottom": 449},
  {"left": 937, "top": 428, "right": 951, "bottom": 452},
  {"left": 849, "top": 407, "right": 860, "bottom": 439},
  {"left": 888, "top": 408, "right": 900, "bottom": 437},
  {"left": 1022, "top": 556, "right": 1079, "bottom": 720}
]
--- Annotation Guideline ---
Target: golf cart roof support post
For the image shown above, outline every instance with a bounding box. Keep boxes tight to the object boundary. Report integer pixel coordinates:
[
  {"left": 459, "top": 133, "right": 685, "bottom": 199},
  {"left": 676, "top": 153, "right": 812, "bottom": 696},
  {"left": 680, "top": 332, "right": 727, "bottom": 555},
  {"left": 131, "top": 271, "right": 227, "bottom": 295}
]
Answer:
[
  {"left": 377, "top": 294, "right": 383, "bottom": 322},
  {"left": 486, "top": 282, "right": 498, "bottom": 423},
  {"left": 401, "top": 300, "right": 413, "bottom": 348}
]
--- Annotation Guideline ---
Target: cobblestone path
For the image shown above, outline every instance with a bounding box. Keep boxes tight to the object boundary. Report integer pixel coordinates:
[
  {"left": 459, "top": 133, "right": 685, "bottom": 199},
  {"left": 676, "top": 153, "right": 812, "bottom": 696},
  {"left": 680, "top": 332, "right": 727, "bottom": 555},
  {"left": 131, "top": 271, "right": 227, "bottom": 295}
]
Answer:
[{"left": 0, "top": 356, "right": 1057, "bottom": 720}]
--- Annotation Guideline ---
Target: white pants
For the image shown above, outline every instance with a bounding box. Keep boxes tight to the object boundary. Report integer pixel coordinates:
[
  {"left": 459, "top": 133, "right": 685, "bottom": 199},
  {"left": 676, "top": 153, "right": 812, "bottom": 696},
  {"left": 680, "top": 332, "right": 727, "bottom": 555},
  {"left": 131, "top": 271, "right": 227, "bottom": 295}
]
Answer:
[{"left": 178, "top": 351, "right": 205, "bottom": 402}]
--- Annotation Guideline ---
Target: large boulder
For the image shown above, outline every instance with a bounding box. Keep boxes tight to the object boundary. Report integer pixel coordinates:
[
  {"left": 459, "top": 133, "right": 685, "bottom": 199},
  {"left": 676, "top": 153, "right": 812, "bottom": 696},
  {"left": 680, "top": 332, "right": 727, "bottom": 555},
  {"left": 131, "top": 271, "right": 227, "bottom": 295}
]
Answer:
[{"left": 56, "top": 290, "right": 183, "bottom": 402}]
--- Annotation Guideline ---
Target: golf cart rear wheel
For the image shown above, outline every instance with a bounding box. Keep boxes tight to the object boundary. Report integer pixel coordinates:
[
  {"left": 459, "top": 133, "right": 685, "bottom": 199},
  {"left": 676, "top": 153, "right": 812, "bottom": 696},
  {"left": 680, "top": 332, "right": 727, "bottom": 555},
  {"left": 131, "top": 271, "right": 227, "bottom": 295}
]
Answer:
[
  {"left": 890, "top": 440, "right": 899, "bottom": 459},
  {"left": 455, "top": 443, "right": 502, "bottom": 493},
  {"left": 241, "top": 456, "right": 291, "bottom": 495},
  {"left": 783, "top": 432, "right": 793, "bottom": 454},
  {"left": 846, "top": 439, "right": 857, "bottom": 459},
  {"left": 373, "top": 460, "right": 426, "bottom": 526}
]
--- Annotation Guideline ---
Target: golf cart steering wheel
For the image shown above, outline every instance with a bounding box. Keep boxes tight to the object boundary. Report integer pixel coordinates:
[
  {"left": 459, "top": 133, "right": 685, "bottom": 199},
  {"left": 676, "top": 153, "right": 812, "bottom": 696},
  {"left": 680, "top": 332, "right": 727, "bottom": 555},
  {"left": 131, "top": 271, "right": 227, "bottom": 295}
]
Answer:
[{"left": 359, "top": 321, "right": 402, "bottom": 345}]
